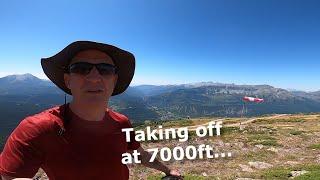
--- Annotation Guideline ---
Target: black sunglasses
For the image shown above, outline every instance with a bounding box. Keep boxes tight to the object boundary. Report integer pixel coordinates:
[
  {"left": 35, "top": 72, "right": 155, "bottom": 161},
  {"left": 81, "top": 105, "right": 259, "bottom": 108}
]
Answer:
[{"left": 67, "top": 62, "right": 118, "bottom": 76}]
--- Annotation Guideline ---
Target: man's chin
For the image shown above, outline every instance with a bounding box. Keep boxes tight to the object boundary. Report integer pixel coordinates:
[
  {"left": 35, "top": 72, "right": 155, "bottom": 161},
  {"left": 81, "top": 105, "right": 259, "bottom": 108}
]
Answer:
[
  {"left": 82, "top": 99, "right": 108, "bottom": 106},
  {"left": 80, "top": 95, "right": 108, "bottom": 104}
]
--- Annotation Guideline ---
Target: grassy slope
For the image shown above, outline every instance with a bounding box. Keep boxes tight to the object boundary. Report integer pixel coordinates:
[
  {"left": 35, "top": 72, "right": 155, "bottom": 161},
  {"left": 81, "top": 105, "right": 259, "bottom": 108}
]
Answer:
[{"left": 129, "top": 114, "right": 320, "bottom": 179}]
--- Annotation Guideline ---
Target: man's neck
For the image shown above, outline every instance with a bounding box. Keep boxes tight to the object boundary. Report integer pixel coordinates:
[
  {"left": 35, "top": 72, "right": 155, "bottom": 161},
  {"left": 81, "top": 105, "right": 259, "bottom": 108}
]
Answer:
[{"left": 69, "top": 101, "right": 107, "bottom": 121}]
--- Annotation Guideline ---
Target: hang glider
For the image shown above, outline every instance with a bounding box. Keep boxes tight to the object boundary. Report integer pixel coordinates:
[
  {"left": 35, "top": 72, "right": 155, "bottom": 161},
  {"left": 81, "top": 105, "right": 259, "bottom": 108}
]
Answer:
[{"left": 242, "top": 96, "right": 264, "bottom": 103}]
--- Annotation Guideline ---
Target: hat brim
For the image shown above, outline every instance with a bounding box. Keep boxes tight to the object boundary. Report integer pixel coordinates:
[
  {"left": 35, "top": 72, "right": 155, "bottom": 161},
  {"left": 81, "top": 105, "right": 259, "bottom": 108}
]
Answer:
[{"left": 41, "top": 41, "right": 135, "bottom": 96}]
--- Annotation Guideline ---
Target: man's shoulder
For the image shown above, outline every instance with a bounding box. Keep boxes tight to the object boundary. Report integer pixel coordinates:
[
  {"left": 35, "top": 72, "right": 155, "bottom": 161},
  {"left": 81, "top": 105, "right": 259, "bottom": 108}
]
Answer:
[
  {"left": 107, "top": 109, "right": 129, "bottom": 123},
  {"left": 18, "top": 105, "right": 64, "bottom": 134}
]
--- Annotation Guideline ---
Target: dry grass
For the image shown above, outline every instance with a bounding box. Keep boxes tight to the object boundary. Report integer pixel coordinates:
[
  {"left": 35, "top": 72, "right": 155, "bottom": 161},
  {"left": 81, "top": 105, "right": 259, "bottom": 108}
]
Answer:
[{"left": 129, "top": 113, "right": 320, "bottom": 179}]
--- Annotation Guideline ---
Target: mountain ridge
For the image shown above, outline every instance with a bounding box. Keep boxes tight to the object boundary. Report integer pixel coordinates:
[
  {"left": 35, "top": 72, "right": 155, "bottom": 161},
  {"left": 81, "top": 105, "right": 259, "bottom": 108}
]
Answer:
[
  {"left": 0, "top": 73, "right": 320, "bottom": 121},
  {"left": 1, "top": 73, "right": 319, "bottom": 93},
  {"left": 1, "top": 73, "right": 320, "bottom": 150}
]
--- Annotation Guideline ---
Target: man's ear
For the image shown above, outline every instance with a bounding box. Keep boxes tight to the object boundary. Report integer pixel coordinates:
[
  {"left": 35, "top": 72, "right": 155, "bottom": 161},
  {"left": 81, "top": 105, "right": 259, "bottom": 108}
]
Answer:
[{"left": 64, "top": 73, "right": 71, "bottom": 89}]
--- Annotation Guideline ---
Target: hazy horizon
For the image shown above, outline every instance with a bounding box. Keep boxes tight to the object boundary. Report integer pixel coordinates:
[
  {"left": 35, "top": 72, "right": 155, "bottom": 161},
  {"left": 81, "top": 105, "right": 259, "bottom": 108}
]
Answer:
[{"left": 0, "top": 72, "right": 318, "bottom": 92}]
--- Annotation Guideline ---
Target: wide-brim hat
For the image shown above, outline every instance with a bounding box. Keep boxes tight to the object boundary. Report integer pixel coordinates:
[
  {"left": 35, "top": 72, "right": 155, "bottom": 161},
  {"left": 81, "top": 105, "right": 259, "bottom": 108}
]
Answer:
[{"left": 41, "top": 40, "right": 135, "bottom": 96}]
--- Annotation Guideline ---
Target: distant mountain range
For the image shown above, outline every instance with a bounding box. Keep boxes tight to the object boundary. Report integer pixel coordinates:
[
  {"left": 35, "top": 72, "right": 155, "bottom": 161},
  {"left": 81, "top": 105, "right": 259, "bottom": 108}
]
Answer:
[{"left": 1, "top": 73, "right": 320, "bottom": 150}]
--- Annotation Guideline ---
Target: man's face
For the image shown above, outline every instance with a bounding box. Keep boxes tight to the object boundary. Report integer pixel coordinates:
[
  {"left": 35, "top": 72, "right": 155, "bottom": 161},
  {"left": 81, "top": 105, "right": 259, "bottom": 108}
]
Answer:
[{"left": 64, "top": 49, "right": 118, "bottom": 105}]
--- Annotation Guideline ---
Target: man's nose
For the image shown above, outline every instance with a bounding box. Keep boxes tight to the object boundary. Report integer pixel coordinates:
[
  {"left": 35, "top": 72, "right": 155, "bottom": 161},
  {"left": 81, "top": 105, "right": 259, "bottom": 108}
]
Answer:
[{"left": 85, "top": 67, "right": 102, "bottom": 82}]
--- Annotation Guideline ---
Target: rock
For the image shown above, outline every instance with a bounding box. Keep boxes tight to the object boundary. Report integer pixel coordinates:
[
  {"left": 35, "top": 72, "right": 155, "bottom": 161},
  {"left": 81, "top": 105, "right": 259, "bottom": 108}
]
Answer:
[
  {"left": 284, "top": 161, "right": 298, "bottom": 166},
  {"left": 267, "top": 147, "right": 279, "bottom": 153},
  {"left": 255, "top": 144, "right": 264, "bottom": 149},
  {"left": 316, "top": 154, "right": 320, "bottom": 163},
  {"left": 202, "top": 172, "right": 208, "bottom": 177},
  {"left": 290, "top": 170, "right": 308, "bottom": 178},
  {"left": 34, "top": 168, "right": 49, "bottom": 180},
  {"left": 217, "top": 140, "right": 224, "bottom": 146},
  {"left": 235, "top": 142, "right": 244, "bottom": 148},
  {"left": 248, "top": 161, "right": 273, "bottom": 169},
  {"left": 239, "top": 164, "right": 254, "bottom": 172}
]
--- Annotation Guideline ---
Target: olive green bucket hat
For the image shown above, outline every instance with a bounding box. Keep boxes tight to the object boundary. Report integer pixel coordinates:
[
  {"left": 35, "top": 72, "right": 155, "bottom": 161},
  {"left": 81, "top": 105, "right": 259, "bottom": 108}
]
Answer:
[{"left": 41, "top": 40, "right": 135, "bottom": 96}]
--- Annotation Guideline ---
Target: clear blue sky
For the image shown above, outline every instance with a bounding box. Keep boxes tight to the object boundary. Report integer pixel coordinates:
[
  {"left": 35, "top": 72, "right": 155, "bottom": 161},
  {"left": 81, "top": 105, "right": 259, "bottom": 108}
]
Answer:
[{"left": 0, "top": 0, "right": 319, "bottom": 91}]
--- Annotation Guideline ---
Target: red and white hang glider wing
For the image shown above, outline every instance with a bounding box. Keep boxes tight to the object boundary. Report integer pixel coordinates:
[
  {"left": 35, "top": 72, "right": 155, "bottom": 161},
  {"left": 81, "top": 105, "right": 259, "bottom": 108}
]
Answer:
[{"left": 242, "top": 96, "right": 264, "bottom": 103}]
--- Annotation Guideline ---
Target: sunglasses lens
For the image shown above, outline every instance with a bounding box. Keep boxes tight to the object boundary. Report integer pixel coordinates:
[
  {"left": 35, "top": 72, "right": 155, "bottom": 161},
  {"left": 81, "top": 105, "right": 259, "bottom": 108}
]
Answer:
[
  {"left": 69, "top": 63, "right": 93, "bottom": 75},
  {"left": 69, "top": 62, "right": 117, "bottom": 76},
  {"left": 96, "top": 64, "right": 117, "bottom": 75}
]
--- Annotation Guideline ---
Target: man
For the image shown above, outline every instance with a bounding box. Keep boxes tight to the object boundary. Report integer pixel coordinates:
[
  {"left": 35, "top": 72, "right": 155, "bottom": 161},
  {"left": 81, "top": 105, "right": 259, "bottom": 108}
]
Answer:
[{"left": 0, "top": 41, "right": 182, "bottom": 179}]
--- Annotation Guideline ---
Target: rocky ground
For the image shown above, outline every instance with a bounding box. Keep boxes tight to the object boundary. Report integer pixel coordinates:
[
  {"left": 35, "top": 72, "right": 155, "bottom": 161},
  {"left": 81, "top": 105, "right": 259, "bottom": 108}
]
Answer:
[
  {"left": 33, "top": 113, "right": 320, "bottom": 179},
  {"left": 129, "top": 114, "right": 320, "bottom": 179}
]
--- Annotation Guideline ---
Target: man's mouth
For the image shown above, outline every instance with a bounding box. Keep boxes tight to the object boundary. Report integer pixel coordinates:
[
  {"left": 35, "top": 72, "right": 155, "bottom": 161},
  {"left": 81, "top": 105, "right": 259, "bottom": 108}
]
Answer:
[{"left": 86, "top": 89, "right": 104, "bottom": 93}]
